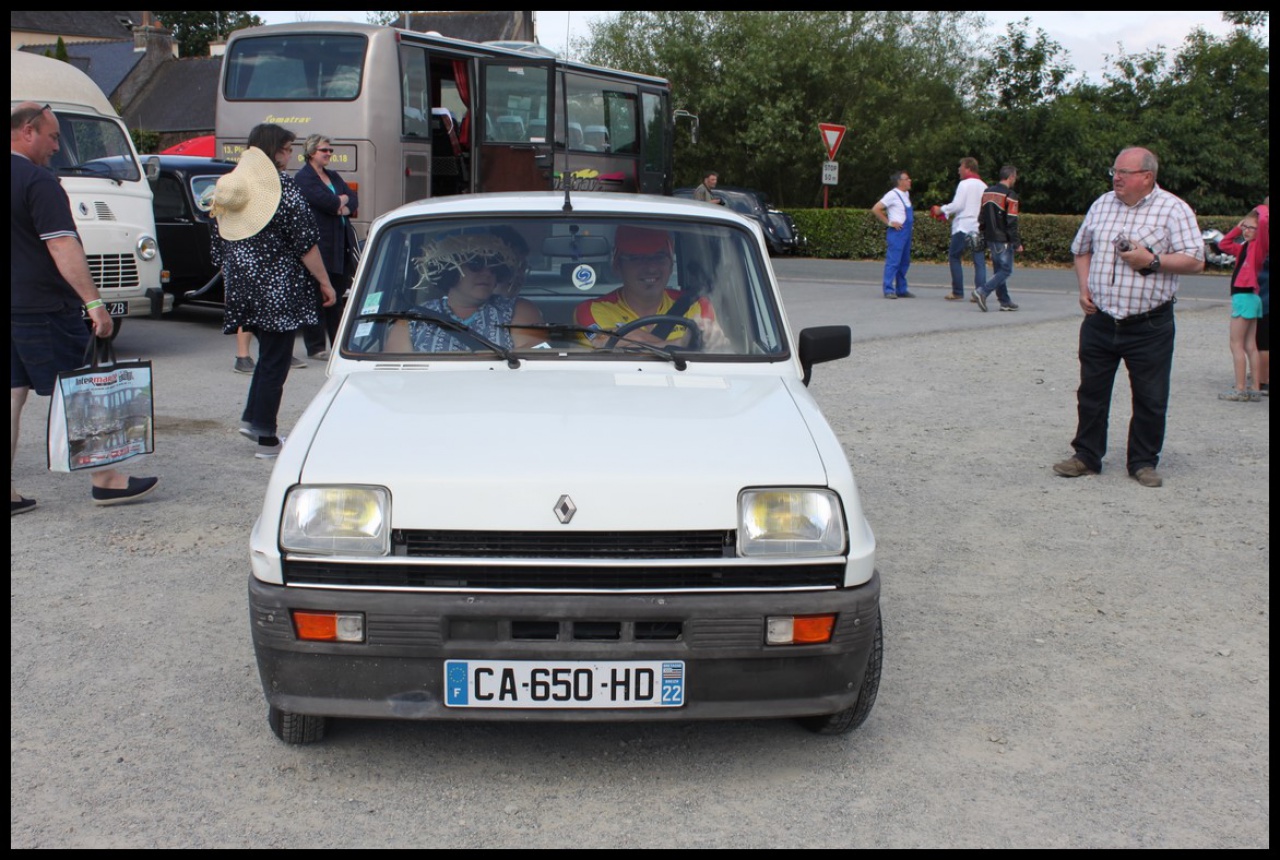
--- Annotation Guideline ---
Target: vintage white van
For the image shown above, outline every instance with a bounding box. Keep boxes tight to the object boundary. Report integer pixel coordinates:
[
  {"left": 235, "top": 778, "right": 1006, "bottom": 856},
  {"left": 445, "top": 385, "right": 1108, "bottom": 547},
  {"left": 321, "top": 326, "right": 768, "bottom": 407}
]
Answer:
[
  {"left": 11, "top": 51, "right": 168, "bottom": 325},
  {"left": 248, "top": 192, "right": 880, "bottom": 743}
]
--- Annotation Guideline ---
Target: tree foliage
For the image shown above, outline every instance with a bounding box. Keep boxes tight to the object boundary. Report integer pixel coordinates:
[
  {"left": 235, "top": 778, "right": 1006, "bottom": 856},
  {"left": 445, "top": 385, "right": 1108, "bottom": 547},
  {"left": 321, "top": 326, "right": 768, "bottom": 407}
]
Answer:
[
  {"left": 579, "top": 11, "right": 1269, "bottom": 215},
  {"left": 584, "top": 11, "right": 983, "bottom": 209},
  {"left": 155, "top": 11, "right": 264, "bottom": 58}
]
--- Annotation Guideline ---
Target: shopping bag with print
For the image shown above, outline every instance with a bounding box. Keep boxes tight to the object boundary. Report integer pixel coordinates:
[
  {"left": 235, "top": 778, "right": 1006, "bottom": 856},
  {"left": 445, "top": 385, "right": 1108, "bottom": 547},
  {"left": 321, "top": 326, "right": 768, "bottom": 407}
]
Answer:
[{"left": 48, "top": 337, "right": 155, "bottom": 473}]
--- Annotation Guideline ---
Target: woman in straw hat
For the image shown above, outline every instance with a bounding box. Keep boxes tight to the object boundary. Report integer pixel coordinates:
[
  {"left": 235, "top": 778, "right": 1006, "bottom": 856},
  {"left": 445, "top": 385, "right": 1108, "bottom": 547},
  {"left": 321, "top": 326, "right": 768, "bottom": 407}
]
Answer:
[
  {"left": 211, "top": 123, "right": 336, "bottom": 459},
  {"left": 384, "top": 227, "right": 545, "bottom": 353}
]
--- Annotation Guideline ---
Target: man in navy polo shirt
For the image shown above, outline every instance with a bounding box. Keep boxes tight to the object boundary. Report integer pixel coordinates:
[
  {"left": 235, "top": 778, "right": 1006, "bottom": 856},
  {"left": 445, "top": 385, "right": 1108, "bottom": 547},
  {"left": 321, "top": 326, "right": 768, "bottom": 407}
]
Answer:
[{"left": 11, "top": 102, "right": 159, "bottom": 513}]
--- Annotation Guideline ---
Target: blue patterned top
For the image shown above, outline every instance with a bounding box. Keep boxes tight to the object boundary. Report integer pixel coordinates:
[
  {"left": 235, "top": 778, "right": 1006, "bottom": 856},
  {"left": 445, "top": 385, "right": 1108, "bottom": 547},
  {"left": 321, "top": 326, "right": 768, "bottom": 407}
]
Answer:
[{"left": 408, "top": 294, "right": 517, "bottom": 352}]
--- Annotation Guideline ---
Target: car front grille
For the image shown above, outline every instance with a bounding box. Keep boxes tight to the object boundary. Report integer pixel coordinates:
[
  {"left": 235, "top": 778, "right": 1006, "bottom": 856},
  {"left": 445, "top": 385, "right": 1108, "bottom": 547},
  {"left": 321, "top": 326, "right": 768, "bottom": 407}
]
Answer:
[
  {"left": 397, "top": 529, "right": 734, "bottom": 559},
  {"left": 87, "top": 254, "right": 139, "bottom": 289}
]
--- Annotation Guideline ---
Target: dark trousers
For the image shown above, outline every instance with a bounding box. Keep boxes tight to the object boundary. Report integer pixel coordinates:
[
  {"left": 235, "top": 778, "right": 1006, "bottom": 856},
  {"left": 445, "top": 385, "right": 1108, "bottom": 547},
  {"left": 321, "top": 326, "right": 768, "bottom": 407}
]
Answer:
[
  {"left": 980, "top": 241, "right": 1014, "bottom": 305},
  {"left": 241, "top": 328, "right": 296, "bottom": 438},
  {"left": 1070, "top": 303, "right": 1175, "bottom": 474},
  {"left": 301, "top": 272, "right": 351, "bottom": 355}
]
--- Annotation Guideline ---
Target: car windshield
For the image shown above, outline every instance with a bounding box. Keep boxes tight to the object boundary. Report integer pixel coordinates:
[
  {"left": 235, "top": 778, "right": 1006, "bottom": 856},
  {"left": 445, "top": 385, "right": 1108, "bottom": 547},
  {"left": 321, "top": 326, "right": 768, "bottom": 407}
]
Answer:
[
  {"left": 48, "top": 112, "right": 141, "bottom": 182},
  {"left": 343, "top": 214, "right": 788, "bottom": 362}
]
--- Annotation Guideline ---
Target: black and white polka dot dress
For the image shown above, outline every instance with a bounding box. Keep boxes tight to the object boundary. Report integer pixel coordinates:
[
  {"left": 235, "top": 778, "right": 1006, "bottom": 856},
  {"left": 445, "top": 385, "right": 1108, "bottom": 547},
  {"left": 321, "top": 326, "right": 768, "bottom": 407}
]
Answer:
[{"left": 214, "top": 174, "right": 322, "bottom": 334}]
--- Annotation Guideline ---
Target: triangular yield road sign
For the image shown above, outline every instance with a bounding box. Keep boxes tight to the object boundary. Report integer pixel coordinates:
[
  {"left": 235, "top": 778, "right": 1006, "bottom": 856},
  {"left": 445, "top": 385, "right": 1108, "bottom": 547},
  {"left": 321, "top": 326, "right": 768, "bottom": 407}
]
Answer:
[{"left": 819, "top": 123, "right": 847, "bottom": 161}]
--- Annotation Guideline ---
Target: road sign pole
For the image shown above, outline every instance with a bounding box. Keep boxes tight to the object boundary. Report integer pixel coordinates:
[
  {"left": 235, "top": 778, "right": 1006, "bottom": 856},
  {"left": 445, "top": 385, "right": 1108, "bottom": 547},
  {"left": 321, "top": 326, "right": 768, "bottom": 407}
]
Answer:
[{"left": 818, "top": 123, "right": 847, "bottom": 212}]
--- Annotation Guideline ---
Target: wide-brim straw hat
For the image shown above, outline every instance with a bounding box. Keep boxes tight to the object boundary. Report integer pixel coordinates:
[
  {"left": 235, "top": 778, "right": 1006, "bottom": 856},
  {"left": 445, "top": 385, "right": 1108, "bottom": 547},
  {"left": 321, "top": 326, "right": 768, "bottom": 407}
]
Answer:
[{"left": 210, "top": 147, "right": 281, "bottom": 241}]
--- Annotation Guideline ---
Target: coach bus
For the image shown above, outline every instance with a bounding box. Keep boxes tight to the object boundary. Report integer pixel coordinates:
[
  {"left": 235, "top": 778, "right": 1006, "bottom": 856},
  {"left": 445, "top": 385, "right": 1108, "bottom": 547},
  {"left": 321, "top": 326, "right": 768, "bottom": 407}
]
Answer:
[{"left": 215, "top": 21, "right": 678, "bottom": 235}]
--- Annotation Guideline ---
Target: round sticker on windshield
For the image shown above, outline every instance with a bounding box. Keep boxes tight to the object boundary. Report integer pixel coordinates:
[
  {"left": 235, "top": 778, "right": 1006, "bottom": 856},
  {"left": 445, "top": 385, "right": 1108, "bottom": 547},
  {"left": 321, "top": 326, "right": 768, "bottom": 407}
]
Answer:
[{"left": 572, "top": 265, "right": 597, "bottom": 291}]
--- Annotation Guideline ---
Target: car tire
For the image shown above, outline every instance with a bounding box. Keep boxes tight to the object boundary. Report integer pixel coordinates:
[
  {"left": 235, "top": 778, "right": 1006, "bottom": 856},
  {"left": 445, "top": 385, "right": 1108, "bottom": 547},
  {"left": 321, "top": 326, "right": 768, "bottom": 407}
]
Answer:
[
  {"left": 797, "top": 609, "right": 882, "bottom": 735},
  {"left": 268, "top": 705, "right": 326, "bottom": 744}
]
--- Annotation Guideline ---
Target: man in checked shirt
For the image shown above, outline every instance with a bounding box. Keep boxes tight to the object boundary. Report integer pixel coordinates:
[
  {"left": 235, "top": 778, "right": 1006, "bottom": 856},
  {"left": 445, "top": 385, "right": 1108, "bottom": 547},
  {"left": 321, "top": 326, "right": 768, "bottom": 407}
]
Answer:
[{"left": 1053, "top": 147, "right": 1205, "bottom": 488}]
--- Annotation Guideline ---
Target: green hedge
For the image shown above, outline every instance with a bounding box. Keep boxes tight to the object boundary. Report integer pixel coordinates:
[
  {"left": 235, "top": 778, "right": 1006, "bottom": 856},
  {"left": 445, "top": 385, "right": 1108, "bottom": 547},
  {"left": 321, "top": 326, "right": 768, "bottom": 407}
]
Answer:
[{"left": 790, "top": 209, "right": 1242, "bottom": 267}]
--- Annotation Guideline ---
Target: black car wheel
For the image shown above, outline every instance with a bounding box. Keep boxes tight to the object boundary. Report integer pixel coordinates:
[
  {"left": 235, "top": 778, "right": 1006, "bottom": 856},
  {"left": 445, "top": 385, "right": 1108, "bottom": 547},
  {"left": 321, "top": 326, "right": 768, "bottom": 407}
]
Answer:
[
  {"left": 797, "top": 609, "right": 882, "bottom": 735},
  {"left": 268, "top": 705, "right": 326, "bottom": 744}
]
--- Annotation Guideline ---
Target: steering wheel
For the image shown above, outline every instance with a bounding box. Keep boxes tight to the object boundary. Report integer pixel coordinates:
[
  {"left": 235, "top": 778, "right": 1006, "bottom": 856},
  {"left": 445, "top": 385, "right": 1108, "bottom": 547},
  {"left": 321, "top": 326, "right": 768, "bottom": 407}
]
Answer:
[{"left": 604, "top": 314, "right": 703, "bottom": 351}]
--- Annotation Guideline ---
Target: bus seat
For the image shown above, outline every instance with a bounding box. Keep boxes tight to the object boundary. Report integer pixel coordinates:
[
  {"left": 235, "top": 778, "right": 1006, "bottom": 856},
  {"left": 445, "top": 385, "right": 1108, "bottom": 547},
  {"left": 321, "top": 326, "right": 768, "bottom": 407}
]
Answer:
[
  {"left": 430, "top": 108, "right": 468, "bottom": 192},
  {"left": 323, "top": 67, "right": 360, "bottom": 98},
  {"left": 584, "top": 125, "right": 610, "bottom": 152},
  {"left": 527, "top": 120, "right": 547, "bottom": 141},
  {"left": 496, "top": 115, "right": 525, "bottom": 142}
]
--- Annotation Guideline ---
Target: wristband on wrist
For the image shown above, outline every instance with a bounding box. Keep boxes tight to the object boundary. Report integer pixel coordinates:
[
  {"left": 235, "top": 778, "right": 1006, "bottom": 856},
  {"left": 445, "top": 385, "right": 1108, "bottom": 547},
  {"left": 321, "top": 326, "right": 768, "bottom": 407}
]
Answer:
[{"left": 85, "top": 299, "right": 104, "bottom": 311}]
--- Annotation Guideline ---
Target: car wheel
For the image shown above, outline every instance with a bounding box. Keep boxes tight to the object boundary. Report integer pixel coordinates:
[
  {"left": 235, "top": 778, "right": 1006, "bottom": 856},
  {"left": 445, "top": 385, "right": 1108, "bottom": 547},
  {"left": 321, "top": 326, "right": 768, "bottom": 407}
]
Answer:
[
  {"left": 268, "top": 705, "right": 326, "bottom": 744},
  {"left": 798, "top": 609, "right": 882, "bottom": 735}
]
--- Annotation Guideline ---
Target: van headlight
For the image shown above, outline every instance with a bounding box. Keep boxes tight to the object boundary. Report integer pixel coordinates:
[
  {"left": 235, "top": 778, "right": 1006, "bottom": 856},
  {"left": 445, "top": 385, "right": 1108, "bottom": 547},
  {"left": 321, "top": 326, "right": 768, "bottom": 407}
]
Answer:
[
  {"left": 280, "top": 486, "right": 391, "bottom": 556},
  {"left": 136, "top": 235, "right": 159, "bottom": 261},
  {"left": 738, "top": 488, "right": 846, "bottom": 557}
]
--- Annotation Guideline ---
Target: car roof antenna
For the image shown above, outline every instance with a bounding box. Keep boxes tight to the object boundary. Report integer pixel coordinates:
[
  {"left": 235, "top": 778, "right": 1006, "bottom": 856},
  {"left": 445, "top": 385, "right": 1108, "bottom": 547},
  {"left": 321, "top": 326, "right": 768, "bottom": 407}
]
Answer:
[{"left": 559, "top": 56, "right": 573, "bottom": 212}]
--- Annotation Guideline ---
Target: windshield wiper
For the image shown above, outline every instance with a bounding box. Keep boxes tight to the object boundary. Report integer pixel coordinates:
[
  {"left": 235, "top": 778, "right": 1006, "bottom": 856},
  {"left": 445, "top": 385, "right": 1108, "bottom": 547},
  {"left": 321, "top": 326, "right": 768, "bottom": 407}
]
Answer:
[
  {"left": 503, "top": 322, "right": 687, "bottom": 370},
  {"left": 54, "top": 164, "right": 121, "bottom": 184},
  {"left": 356, "top": 309, "right": 520, "bottom": 368}
]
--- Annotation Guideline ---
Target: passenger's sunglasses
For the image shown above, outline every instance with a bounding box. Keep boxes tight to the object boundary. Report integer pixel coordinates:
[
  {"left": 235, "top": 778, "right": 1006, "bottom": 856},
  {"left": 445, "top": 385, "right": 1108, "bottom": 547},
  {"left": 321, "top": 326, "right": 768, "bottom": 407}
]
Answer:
[
  {"left": 316, "top": 147, "right": 335, "bottom": 154},
  {"left": 461, "top": 255, "right": 526, "bottom": 283}
]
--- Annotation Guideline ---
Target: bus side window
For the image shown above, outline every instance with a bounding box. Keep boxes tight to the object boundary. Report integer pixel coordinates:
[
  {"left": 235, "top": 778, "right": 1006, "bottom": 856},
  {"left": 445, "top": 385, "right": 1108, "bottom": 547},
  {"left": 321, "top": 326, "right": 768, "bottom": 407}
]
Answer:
[{"left": 400, "top": 45, "right": 430, "bottom": 137}]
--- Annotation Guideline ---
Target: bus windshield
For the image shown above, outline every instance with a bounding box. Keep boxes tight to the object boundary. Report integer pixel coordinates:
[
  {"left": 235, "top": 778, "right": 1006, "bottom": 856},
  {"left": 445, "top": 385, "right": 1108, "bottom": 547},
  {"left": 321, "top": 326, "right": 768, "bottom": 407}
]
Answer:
[{"left": 222, "top": 34, "right": 367, "bottom": 100}]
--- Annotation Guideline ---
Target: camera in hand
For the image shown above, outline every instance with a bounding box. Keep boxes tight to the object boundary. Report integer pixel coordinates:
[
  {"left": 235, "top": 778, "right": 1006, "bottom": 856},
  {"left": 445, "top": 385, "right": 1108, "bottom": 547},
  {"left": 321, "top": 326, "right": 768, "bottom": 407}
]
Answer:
[{"left": 1112, "top": 236, "right": 1133, "bottom": 253}]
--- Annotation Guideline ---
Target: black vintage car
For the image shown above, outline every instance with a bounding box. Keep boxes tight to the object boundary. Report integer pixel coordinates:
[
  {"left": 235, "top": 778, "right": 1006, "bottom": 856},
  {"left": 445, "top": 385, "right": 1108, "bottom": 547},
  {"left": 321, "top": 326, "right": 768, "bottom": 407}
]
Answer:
[
  {"left": 147, "top": 155, "right": 238, "bottom": 307},
  {"left": 673, "top": 186, "right": 807, "bottom": 256}
]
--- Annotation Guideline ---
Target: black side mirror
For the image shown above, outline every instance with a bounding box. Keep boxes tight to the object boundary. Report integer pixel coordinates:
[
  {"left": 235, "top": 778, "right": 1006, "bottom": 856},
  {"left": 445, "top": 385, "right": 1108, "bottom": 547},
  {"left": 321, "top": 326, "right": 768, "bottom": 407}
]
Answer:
[{"left": 798, "top": 325, "right": 851, "bottom": 386}]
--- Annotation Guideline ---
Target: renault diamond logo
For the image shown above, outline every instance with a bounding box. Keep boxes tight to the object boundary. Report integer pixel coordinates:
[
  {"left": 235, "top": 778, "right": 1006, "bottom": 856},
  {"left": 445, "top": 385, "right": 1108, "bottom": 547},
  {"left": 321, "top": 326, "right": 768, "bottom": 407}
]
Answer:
[{"left": 554, "top": 494, "right": 577, "bottom": 524}]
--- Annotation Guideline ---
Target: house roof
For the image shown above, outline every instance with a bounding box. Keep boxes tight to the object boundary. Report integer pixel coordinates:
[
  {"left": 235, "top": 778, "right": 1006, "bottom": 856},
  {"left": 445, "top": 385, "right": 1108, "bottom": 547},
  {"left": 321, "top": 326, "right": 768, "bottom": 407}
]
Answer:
[
  {"left": 17, "top": 40, "right": 142, "bottom": 102},
  {"left": 10, "top": 11, "right": 144, "bottom": 42},
  {"left": 391, "top": 11, "right": 531, "bottom": 43},
  {"left": 123, "top": 56, "right": 222, "bottom": 134}
]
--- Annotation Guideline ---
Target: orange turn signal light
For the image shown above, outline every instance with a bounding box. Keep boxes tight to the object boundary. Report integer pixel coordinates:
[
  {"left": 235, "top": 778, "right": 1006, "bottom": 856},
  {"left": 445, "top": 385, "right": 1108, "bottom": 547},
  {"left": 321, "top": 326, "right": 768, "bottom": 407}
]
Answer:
[
  {"left": 292, "top": 610, "right": 365, "bottom": 642},
  {"left": 792, "top": 614, "right": 836, "bottom": 644}
]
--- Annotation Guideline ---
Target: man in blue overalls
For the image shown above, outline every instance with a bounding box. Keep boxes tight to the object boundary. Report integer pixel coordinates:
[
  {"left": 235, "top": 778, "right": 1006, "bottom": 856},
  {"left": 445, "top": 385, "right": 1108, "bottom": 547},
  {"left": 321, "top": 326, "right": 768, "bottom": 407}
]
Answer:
[{"left": 871, "top": 170, "right": 915, "bottom": 298}]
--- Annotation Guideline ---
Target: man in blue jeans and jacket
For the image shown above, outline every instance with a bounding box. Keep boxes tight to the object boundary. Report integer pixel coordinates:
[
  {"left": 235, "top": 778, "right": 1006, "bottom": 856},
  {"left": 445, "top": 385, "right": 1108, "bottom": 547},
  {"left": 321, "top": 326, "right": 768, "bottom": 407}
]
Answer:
[{"left": 973, "top": 165, "right": 1022, "bottom": 312}]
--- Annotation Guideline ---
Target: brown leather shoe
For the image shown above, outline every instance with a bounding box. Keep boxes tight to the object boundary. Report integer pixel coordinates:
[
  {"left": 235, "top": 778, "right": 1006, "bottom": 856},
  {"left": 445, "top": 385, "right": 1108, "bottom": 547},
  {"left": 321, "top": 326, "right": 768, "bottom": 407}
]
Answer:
[
  {"left": 1052, "top": 457, "right": 1097, "bottom": 478},
  {"left": 1131, "top": 467, "right": 1163, "bottom": 488},
  {"left": 943, "top": 293, "right": 963, "bottom": 301}
]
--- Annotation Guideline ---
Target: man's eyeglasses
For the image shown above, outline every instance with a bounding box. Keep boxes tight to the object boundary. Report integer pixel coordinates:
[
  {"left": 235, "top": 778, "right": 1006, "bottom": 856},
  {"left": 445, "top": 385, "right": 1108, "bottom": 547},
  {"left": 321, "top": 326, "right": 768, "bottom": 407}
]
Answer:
[
  {"left": 317, "top": 148, "right": 334, "bottom": 154},
  {"left": 1108, "top": 167, "right": 1151, "bottom": 177}
]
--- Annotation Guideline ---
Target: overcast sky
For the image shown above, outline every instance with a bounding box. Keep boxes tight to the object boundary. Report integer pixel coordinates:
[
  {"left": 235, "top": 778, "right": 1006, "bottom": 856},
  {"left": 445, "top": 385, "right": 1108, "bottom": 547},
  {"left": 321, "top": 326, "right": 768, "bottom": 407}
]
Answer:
[{"left": 255, "top": 11, "right": 1240, "bottom": 83}]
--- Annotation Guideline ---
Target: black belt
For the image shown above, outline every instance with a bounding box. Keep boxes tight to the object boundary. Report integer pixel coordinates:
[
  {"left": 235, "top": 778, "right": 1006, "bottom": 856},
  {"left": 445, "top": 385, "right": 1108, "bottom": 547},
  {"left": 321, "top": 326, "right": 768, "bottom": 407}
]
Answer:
[{"left": 1101, "top": 300, "right": 1174, "bottom": 327}]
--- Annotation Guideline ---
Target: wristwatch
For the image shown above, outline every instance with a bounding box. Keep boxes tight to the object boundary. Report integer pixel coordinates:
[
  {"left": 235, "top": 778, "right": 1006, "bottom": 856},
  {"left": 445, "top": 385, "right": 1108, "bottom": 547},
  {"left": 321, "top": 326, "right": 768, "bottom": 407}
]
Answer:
[{"left": 1139, "top": 247, "right": 1161, "bottom": 276}]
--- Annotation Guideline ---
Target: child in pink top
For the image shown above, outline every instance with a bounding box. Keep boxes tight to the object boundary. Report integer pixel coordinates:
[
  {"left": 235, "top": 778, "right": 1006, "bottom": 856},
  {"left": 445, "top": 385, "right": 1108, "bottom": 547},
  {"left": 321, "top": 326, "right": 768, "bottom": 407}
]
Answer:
[{"left": 1217, "top": 205, "right": 1269, "bottom": 400}]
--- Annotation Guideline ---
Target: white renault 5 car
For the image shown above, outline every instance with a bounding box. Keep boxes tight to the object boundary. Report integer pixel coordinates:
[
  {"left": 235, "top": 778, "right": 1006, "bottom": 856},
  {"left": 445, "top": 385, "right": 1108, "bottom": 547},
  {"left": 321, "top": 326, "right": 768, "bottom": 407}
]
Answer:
[{"left": 248, "top": 192, "right": 880, "bottom": 743}]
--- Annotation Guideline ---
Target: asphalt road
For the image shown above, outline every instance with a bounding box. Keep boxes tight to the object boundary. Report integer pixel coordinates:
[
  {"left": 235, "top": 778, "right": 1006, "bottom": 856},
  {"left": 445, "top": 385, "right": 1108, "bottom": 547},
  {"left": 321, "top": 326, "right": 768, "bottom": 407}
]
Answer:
[{"left": 10, "top": 260, "right": 1267, "bottom": 849}]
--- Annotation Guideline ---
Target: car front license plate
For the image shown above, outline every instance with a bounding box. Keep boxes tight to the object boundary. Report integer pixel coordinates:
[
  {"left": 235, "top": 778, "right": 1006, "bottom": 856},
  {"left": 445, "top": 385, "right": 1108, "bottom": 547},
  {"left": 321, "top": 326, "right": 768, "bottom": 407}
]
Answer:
[
  {"left": 445, "top": 660, "right": 685, "bottom": 709},
  {"left": 82, "top": 301, "right": 128, "bottom": 318}
]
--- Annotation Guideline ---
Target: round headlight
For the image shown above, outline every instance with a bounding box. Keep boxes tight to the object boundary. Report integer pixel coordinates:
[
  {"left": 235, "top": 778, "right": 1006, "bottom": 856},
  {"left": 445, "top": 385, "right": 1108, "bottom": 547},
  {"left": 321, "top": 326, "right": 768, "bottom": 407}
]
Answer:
[{"left": 137, "top": 235, "right": 159, "bottom": 261}]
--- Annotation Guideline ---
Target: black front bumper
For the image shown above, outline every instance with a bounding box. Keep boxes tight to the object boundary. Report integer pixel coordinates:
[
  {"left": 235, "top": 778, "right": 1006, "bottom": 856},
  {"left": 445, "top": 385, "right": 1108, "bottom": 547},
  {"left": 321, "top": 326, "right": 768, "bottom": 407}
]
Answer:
[{"left": 249, "top": 571, "right": 880, "bottom": 724}]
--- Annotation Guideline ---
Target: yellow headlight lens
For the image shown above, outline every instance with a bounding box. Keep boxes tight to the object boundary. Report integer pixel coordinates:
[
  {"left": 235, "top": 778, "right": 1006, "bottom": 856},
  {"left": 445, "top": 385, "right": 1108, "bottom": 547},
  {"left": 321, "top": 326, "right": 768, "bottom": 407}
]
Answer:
[
  {"left": 738, "top": 489, "right": 845, "bottom": 557},
  {"left": 280, "top": 486, "right": 391, "bottom": 555}
]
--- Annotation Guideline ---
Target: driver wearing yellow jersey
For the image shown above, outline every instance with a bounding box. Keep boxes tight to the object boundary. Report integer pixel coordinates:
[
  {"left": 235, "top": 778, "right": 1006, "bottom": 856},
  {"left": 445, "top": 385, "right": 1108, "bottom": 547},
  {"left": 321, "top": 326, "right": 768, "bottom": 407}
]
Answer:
[{"left": 574, "top": 225, "right": 722, "bottom": 349}]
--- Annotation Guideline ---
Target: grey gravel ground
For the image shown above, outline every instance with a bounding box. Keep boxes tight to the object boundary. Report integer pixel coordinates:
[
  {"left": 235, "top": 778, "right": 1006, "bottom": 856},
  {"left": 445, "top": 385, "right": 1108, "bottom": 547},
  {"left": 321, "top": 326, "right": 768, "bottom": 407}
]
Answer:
[{"left": 10, "top": 266, "right": 1268, "bottom": 848}]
